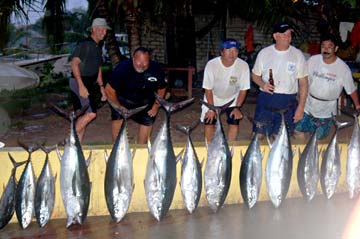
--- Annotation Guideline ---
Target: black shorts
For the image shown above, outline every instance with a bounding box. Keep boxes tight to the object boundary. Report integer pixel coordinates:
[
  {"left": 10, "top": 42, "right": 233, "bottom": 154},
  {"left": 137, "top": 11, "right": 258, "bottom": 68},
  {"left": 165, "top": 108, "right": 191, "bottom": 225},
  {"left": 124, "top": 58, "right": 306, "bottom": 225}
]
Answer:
[
  {"left": 110, "top": 102, "right": 156, "bottom": 126},
  {"left": 204, "top": 107, "right": 240, "bottom": 125},
  {"left": 70, "top": 76, "right": 102, "bottom": 113}
]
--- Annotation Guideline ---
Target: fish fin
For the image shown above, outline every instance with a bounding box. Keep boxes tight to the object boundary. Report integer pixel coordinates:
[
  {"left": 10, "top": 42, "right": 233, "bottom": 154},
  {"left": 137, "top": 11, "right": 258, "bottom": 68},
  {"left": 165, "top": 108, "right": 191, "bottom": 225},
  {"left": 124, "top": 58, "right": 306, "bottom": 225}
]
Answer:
[
  {"left": 205, "top": 139, "right": 209, "bottom": 150},
  {"left": 132, "top": 148, "right": 137, "bottom": 160},
  {"left": 153, "top": 160, "right": 161, "bottom": 187},
  {"left": 104, "top": 148, "right": 108, "bottom": 164},
  {"left": 56, "top": 145, "right": 62, "bottom": 161},
  {"left": 261, "top": 149, "right": 265, "bottom": 160},
  {"left": 339, "top": 146, "right": 342, "bottom": 155},
  {"left": 292, "top": 146, "right": 297, "bottom": 158},
  {"left": 8, "top": 152, "right": 26, "bottom": 169},
  {"left": 240, "top": 150, "right": 243, "bottom": 161},
  {"left": 200, "top": 157, "right": 205, "bottom": 168},
  {"left": 86, "top": 151, "right": 92, "bottom": 167},
  {"left": 147, "top": 140, "right": 152, "bottom": 152},
  {"left": 230, "top": 145, "right": 234, "bottom": 158},
  {"left": 176, "top": 149, "right": 185, "bottom": 164},
  {"left": 266, "top": 133, "right": 272, "bottom": 149},
  {"left": 298, "top": 148, "right": 302, "bottom": 159}
]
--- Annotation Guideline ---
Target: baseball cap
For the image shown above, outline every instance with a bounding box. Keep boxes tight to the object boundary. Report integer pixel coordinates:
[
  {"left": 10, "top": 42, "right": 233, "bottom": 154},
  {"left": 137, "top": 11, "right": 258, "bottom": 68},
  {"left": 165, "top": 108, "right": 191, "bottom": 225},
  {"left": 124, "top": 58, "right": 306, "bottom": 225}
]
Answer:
[
  {"left": 87, "top": 18, "right": 111, "bottom": 31},
  {"left": 273, "top": 22, "right": 293, "bottom": 33},
  {"left": 220, "top": 39, "right": 240, "bottom": 50}
]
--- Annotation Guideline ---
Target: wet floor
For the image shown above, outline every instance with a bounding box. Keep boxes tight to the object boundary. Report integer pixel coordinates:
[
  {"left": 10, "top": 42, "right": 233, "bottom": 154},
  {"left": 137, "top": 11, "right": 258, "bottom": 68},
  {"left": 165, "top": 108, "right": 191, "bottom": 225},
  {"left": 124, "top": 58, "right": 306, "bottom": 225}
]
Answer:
[{"left": 1, "top": 193, "right": 359, "bottom": 239}]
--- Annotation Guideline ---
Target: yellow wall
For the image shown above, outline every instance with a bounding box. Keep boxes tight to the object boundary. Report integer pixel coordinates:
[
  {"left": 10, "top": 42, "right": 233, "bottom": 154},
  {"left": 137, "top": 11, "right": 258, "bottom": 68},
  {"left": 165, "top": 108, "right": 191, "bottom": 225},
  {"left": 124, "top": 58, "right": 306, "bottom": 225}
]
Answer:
[{"left": 0, "top": 142, "right": 350, "bottom": 223}]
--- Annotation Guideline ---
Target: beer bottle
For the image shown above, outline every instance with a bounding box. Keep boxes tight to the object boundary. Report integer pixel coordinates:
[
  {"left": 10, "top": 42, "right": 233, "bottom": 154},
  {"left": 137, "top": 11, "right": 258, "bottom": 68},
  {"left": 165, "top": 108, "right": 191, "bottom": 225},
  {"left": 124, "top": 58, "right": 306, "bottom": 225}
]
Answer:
[{"left": 268, "top": 69, "right": 274, "bottom": 92}]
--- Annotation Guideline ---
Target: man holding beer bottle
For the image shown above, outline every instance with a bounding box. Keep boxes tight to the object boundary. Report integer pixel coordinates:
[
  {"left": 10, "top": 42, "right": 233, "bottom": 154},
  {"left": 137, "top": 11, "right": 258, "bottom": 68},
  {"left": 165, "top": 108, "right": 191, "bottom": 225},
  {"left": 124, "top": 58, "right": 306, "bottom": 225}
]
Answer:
[{"left": 251, "top": 22, "right": 308, "bottom": 138}]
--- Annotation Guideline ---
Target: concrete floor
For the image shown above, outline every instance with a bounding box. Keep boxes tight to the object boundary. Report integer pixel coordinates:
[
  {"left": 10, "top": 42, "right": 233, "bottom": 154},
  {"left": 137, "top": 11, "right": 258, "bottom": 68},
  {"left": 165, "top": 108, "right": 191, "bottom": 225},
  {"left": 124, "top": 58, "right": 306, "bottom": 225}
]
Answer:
[{"left": 2, "top": 193, "right": 360, "bottom": 239}]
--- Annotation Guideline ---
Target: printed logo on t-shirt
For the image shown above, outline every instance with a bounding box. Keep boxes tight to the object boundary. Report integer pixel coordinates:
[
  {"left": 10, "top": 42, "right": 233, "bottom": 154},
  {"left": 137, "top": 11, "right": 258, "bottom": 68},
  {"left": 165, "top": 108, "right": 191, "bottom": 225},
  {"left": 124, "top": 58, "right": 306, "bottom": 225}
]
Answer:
[
  {"left": 312, "top": 71, "right": 336, "bottom": 82},
  {"left": 287, "top": 62, "right": 296, "bottom": 73},
  {"left": 147, "top": 77, "right": 158, "bottom": 82},
  {"left": 229, "top": 76, "right": 237, "bottom": 85}
]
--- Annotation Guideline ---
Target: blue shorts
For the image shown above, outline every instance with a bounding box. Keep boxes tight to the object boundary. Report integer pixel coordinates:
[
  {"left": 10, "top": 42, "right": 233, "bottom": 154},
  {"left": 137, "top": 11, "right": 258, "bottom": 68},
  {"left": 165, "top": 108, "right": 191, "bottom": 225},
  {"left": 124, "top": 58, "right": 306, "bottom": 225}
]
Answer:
[
  {"left": 253, "top": 91, "right": 298, "bottom": 136},
  {"left": 295, "top": 113, "right": 332, "bottom": 139},
  {"left": 204, "top": 107, "right": 240, "bottom": 125}
]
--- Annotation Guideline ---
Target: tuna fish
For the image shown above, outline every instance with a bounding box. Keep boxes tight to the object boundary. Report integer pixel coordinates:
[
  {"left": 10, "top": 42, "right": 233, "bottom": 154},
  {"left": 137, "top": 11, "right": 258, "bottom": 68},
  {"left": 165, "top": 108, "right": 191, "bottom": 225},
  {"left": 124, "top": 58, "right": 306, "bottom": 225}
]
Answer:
[
  {"left": 0, "top": 154, "right": 26, "bottom": 230},
  {"left": 297, "top": 126, "right": 320, "bottom": 202},
  {"left": 53, "top": 105, "right": 91, "bottom": 228},
  {"left": 266, "top": 111, "right": 293, "bottom": 208},
  {"left": 35, "top": 146, "right": 56, "bottom": 227},
  {"left": 15, "top": 142, "right": 38, "bottom": 229},
  {"left": 321, "top": 118, "right": 351, "bottom": 199},
  {"left": 240, "top": 117, "right": 264, "bottom": 209},
  {"left": 104, "top": 101, "right": 147, "bottom": 223},
  {"left": 175, "top": 120, "right": 202, "bottom": 214},
  {"left": 202, "top": 100, "right": 233, "bottom": 212},
  {"left": 346, "top": 113, "right": 360, "bottom": 199},
  {"left": 145, "top": 94, "right": 194, "bottom": 221}
]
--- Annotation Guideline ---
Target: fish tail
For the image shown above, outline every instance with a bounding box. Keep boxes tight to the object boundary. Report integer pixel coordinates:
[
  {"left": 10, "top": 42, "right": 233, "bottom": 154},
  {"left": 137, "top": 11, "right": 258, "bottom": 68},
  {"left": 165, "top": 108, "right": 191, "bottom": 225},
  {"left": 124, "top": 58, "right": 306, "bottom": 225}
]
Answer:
[
  {"left": 7, "top": 152, "right": 26, "bottom": 169},
  {"left": 201, "top": 99, "right": 234, "bottom": 117},
  {"left": 17, "top": 139, "right": 40, "bottom": 154},
  {"left": 108, "top": 98, "right": 148, "bottom": 119},
  {"left": 175, "top": 119, "right": 200, "bottom": 136},
  {"left": 49, "top": 103, "right": 88, "bottom": 122},
  {"left": 155, "top": 93, "right": 194, "bottom": 115}
]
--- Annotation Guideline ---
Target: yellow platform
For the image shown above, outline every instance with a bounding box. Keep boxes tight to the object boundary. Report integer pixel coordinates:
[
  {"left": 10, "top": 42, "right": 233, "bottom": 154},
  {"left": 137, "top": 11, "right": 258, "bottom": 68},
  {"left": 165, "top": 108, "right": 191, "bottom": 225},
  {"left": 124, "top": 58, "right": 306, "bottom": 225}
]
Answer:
[{"left": 0, "top": 142, "right": 351, "bottom": 223}]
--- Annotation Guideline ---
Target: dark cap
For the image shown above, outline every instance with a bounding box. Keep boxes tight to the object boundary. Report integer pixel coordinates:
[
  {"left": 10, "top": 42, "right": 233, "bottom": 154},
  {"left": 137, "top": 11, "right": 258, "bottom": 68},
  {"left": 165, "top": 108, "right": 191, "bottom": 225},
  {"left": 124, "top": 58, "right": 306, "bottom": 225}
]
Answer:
[
  {"left": 273, "top": 22, "right": 293, "bottom": 34},
  {"left": 220, "top": 39, "right": 240, "bottom": 50}
]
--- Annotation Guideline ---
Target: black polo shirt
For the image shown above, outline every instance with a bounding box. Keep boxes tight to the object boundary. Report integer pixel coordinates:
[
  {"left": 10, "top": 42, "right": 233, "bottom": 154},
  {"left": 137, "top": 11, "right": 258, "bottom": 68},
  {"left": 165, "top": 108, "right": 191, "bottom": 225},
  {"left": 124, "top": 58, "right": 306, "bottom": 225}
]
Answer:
[
  {"left": 70, "top": 37, "right": 103, "bottom": 79},
  {"left": 109, "top": 59, "right": 166, "bottom": 107}
]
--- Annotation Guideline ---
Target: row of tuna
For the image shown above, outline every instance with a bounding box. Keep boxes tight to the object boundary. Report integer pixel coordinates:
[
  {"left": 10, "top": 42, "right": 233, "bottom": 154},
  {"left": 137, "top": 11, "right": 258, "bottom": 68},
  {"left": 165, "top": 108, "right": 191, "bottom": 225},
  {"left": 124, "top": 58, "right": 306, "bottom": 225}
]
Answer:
[{"left": 1, "top": 97, "right": 360, "bottom": 230}]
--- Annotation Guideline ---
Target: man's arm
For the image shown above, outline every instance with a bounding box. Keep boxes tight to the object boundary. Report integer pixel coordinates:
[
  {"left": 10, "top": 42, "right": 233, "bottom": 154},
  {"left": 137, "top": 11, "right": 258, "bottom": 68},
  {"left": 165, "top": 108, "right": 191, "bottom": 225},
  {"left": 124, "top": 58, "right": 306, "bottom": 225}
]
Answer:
[
  {"left": 105, "top": 84, "right": 122, "bottom": 108},
  {"left": 71, "top": 57, "right": 88, "bottom": 97},
  {"left": 97, "top": 68, "right": 107, "bottom": 101},
  {"left": 204, "top": 89, "right": 216, "bottom": 123},
  {"left": 349, "top": 90, "right": 360, "bottom": 110},
  {"left": 148, "top": 87, "right": 166, "bottom": 117},
  {"left": 293, "top": 76, "right": 308, "bottom": 123},
  {"left": 230, "top": 89, "right": 247, "bottom": 120}
]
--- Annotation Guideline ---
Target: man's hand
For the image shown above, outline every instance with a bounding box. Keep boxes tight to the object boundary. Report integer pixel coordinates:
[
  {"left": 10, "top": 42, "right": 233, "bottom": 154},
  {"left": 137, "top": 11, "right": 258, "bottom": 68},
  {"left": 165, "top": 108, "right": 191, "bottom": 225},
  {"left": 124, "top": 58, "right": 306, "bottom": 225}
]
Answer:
[
  {"left": 100, "top": 86, "right": 107, "bottom": 101},
  {"left": 79, "top": 84, "right": 89, "bottom": 98},
  {"left": 230, "top": 108, "right": 243, "bottom": 120},
  {"left": 263, "top": 82, "right": 274, "bottom": 94},
  {"left": 148, "top": 104, "right": 159, "bottom": 117},
  {"left": 293, "top": 106, "right": 304, "bottom": 123},
  {"left": 205, "top": 110, "right": 216, "bottom": 124}
]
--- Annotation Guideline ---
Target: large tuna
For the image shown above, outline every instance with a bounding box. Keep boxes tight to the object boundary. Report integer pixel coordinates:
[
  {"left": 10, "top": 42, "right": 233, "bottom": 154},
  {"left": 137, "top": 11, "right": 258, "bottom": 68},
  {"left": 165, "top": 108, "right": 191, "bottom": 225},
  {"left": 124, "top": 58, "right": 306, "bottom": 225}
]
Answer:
[
  {"left": 104, "top": 101, "right": 147, "bottom": 223},
  {"left": 266, "top": 111, "right": 293, "bottom": 208},
  {"left": 0, "top": 154, "right": 26, "bottom": 229},
  {"left": 175, "top": 120, "right": 202, "bottom": 214},
  {"left": 321, "top": 118, "right": 351, "bottom": 199},
  {"left": 15, "top": 142, "right": 38, "bottom": 229},
  {"left": 347, "top": 113, "right": 360, "bottom": 199},
  {"left": 53, "top": 105, "right": 91, "bottom": 228},
  {"left": 35, "top": 146, "right": 56, "bottom": 227},
  {"left": 240, "top": 117, "right": 264, "bottom": 209},
  {"left": 202, "top": 101, "right": 233, "bottom": 212},
  {"left": 297, "top": 126, "right": 320, "bottom": 202},
  {"left": 145, "top": 94, "right": 194, "bottom": 221}
]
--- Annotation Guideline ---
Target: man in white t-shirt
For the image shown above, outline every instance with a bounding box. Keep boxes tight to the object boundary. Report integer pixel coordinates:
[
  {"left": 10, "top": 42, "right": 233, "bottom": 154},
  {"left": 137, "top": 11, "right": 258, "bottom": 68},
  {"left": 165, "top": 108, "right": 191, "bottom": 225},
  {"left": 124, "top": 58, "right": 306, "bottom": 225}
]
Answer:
[
  {"left": 201, "top": 38, "right": 250, "bottom": 143},
  {"left": 252, "top": 22, "right": 308, "bottom": 138},
  {"left": 295, "top": 33, "right": 360, "bottom": 139}
]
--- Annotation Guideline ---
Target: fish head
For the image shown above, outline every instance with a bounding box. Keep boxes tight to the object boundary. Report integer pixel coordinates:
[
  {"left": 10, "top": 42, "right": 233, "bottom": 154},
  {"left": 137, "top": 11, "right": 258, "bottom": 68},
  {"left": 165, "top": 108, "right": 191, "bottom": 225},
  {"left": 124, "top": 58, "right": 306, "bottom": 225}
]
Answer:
[{"left": 38, "top": 211, "right": 50, "bottom": 227}]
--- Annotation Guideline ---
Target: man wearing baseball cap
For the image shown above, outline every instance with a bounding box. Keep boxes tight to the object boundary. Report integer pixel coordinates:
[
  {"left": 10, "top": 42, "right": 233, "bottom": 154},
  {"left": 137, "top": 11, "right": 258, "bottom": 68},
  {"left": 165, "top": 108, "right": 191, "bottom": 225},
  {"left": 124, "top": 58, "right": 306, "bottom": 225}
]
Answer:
[
  {"left": 251, "top": 22, "right": 308, "bottom": 138},
  {"left": 201, "top": 38, "right": 250, "bottom": 143},
  {"left": 69, "top": 18, "right": 110, "bottom": 143}
]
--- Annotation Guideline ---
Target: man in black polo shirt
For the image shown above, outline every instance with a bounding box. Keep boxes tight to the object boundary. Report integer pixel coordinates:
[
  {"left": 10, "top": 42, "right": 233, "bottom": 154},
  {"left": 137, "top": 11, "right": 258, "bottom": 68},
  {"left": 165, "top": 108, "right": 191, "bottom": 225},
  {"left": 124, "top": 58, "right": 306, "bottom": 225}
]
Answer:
[
  {"left": 69, "top": 18, "right": 109, "bottom": 143},
  {"left": 105, "top": 47, "right": 167, "bottom": 144}
]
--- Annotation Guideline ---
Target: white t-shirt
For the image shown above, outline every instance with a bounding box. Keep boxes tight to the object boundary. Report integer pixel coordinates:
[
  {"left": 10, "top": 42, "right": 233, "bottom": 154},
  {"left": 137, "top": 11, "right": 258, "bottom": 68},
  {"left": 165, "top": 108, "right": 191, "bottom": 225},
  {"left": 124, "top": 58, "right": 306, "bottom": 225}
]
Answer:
[
  {"left": 305, "top": 54, "right": 356, "bottom": 118},
  {"left": 252, "top": 44, "right": 308, "bottom": 94},
  {"left": 201, "top": 57, "right": 250, "bottom": 121}
]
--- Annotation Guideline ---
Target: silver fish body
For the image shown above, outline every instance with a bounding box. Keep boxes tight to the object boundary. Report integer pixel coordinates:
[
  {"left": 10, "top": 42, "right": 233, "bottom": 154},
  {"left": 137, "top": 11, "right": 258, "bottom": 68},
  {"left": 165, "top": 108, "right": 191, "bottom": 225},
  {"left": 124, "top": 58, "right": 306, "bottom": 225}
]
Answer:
[
  {"left": 204, "top": 112, "right": 232, "bottom": 212},
  {"left": 265, "top": 114, "right": 293, "bottom": 208},
  {"left": 105, "top": 120, "right": 134, "bottom": 223},
  {"left": 320, "top": 129, "right": 341, "bottom": 199},
  {"left": 347, "top": 115, "right": 360, "bottom": 199},
  {"left": 240, "top": 132, "right": 263, "bottom": 209},
  {"left": 180, "top": 131, "right": 202, "bottom": 214},
  {"left": 0, "top": 155, "right": 25, "bottom": 229},
  {"left": 35, "top": 152, "right": 56, "bottom": 227},
  {"left": 297, "top": 130, "right": 319, "bottom": 201},
  {"left": 58, "top": 113, "right": 91, "bottom": 228},
  {"left": 145, "top": 117, "right": 177, "bottom": 221},
  {"left": 15, "top": 158, "right": 36, "bottom": 229},
  {"left": 145, "top": 97, "right": 194, "bottom": 221}
]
